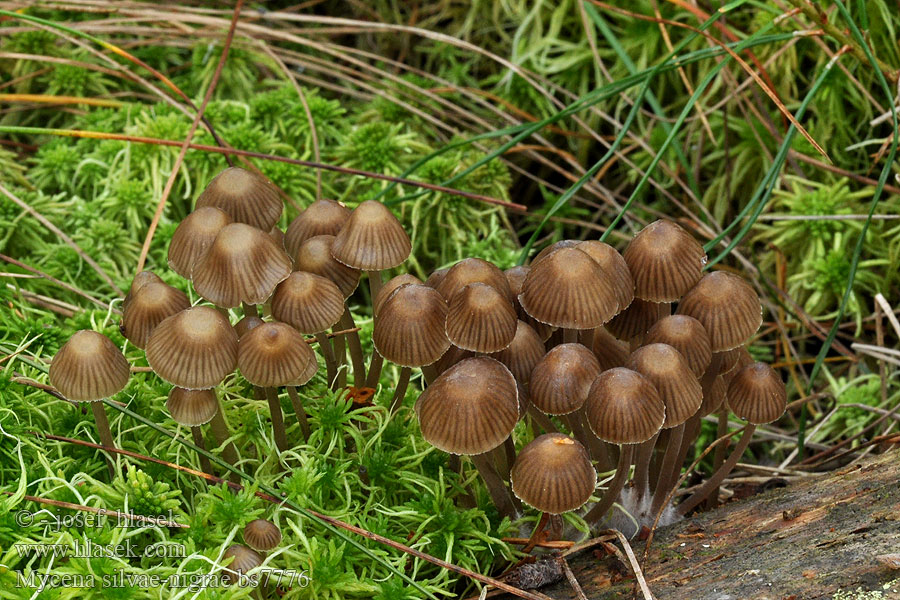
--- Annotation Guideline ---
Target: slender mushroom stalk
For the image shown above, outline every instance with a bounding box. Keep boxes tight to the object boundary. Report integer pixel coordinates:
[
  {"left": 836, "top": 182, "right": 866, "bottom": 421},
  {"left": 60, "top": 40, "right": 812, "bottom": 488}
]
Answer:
[
  {"left": 167, "top": 387, "right": 222, "bottom": 478},
  {"left": 49, "top": 330, "right": 131, "bottom": 477},
  {"left": 209, "top": 401, "right": 240, "bottom": 482},
  {"left": 190, "top": 427, "right": 214, "bottom": 476},
  {"left": 678, "top": 362, "right": 786, "bottom": 515},
  {"left": 264, "top": 388, "right": 289, "bottom": 452},
  {"left": 314, "top": 331, "right": 337, "bottom": 387},
  {"left": 584, "top": 445, "right": 634, "bottom": 524},
  {"left": 471, "top": 452, "right": 520, "bottom": 520},
  {"left": 286, "top": 387, "right": 311, "bottom": 440}
]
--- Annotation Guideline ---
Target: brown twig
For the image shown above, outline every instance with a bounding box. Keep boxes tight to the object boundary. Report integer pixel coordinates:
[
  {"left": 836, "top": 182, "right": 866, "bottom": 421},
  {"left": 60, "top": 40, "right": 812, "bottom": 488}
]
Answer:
[
  {"left": 0, "top": 253, "right": 114, "bottom": 310},
  {"left": 0, "top": 490, "right": 187, "bottom": 528},
  {"left": 134, "top": 0, "right": 244, "bottom": 273}
]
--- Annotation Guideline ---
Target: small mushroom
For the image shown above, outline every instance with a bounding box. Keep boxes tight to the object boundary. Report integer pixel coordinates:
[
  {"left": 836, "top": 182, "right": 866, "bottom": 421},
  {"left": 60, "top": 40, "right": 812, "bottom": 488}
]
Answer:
[
  {"left": 445, "top": 282, "right": 517, "bottom": 353},
  {"left": 121, "top": 281, "right": 190, "bottom": 349},
  {"left": 622, "top": 219, "right": 706, "bottom": 303},
  {"left": 167, "top": 206, "right": 232, "bottom": 279},
  {"left": 196, "top": 167, "right": 282, "bottom": 232},
  {"left": 511, "top": 433, "right": 596, "bottom": 515},
  {"left": 284, "top": 199, "right": 350, "bottom": 257},
  {"left": 243, "top": 518, "right": 282, "bottom": 554},
  {"left": 221, "top": 544, "right": 263, "bottom": 586}
]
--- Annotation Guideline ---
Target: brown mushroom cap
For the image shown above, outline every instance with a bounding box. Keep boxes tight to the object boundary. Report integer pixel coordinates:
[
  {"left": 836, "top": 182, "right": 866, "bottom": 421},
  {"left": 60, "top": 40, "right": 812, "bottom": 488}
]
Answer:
[
  {"left": 644, "top": 315, "right": 712, "bottom": 378},
  {"left": 49, "top": 330, "right": 130, "bottom": 402},
  {"left": 529, "top": 343, "right": 601, "bottom": 415},
  {"left": 504, "top": 265, "right": 553, "bottom": 341},
  {"left": 166, "top": 387, "right": 218, "bottom": 426},
  {"left": 124, "top": 270, "right": 163, "bottom": 307},
  {"left": 293, "top": 234, "right": 360, "bottom": 298},
  {"left": 331, "top": 200, "right": 410, "bottom": 270},
  {"left": 623, "top": 219, "right": 706, "bottom": 302},
  {"left": 510, "top": 434, "right": 596, "bottom": 514},
  {"left": 519, "top": 247, "right": 618, "bottom": 329},
  {"left": 698, "top": 374, "right": 727, "bottom": 417},
  {"left": 591, "top": 327, "right": 630, "bottom": 371},
  {"left": 605, "top": 298, "right": 661, "bottom": 341},
  {"left": 585, "top": 367, "right": 665, "bottom": 444},
  {"left": 243, "top": 519, "right": 282, "bottom": 553},
  {"left": 167, "top": 207, "right": 233, "bottom": 279},
  {"left": 727, "top": 362, "right": 786, "bottom": 424},
  {"left": 222, "top": 544, "right": 263, "bottom": 585},
  {"left": 490, "top": 320, "right": 546, "bottom": 384},
  {"left": 415, "top": 357, "right": 518, "bottom": 455},
  {"left": 530, "top": 239, "right": 579, "bottom": 266},
  {"left": 627, "top": 343, "right": 702, "bottom": 428},
  {"left": 575, "top": 240, "right": 634, "bottom": 312},
  {"left": 284, "top": 199, "right": 350, "bottom": 257},
  {"left": 676, "top": 271, "right": 762, "bottom": 352},
  {"left": 146, "top": 306, "right": 238, "bottom": 389},
  {"left": 192, "top": 223, "right": 292, "bottom": 308},
  {"left": 423, "top": 267, "right": 449, "bottom": 289},
  {"left": 238, "top": 322, "right": 312, "bottom": 387},
  {"left": 373, "top": 284, "right": 450, "bottom": 367},
  {"left": 196, "top": 167, "right": 282, "bottom": 232},
  {"left": 234, "top": 315, "right": 264, "bottom": 339},
  {"left": 435, "top": 258, "right": 514, "bottom": 303},
  {"left": 445, "top": 282, "right": 518, "bottom": 353},
  {"left": 373, "top": 273, "right": 422, "bottom": 317},
  {"left": 270, "top": 271, "right": 344, "bottom": 334},
  {"left": 121, "top": 281, "right": 191, "bottom": 349}
]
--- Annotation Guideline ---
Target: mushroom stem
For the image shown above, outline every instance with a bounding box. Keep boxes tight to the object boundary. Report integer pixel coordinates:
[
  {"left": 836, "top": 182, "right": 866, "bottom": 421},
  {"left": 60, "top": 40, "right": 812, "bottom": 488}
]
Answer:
[
  {"left": 650, "top": 424, "right": 684, "bottom": 515},
  {"left": 388, "top": 366, "right": 411, "bottom": 414},
  {"left": 286, "top": 386, "right": 311, "bottom": 440},
  {"left": 527, "top": 406, "right": 559, "bottom": 434},
  {"left": 678, "top": 424, "right": 756, "bottom": 515},
  {"left": 579, "top": 327, "right": 594, "bottom": 349},
  {"left": 471, "top": 452, "right": 520, "bottom": 520},
  {"left": 314, "top": 332, "right": 338, "bottom": 388},
  {"left": 662, "top": 414, "right": 701, "bottom": 502},
  {"left": 707, "top": 405, "right": 730, "bottom": 510},
  {"left": 209, "top": 405, "right": 240, "bottom": 481},
  {"left": 562, "top": 329, "right": 578, "bottom": 344},
  {"left": 493, "top": 436, "right": 516, "bottom": 481},
  {"left": 242, "top": 302, "right": 259, "bottom": 318},
  {"left": 367, "top": 270, "right": 384, "bottom": 308},
  {"left": 633, "top": 432, "right": 659, "bottom": 501},
  {"left": 332, "top": 327, "right": 347, "bottom": 390},
  {"left": 421, "top": 364, "right": 438, "bottom": 386},
  {"left": 90, "top": 401, "right": 116, "bottom": 476},
  {"left": 366, "top": 351, "right": 384, "bottom": 389},
  {"left": 264, "top": 387, "right": 289, "bottom": 452},
  {"left": 584, "top": 444, "right": 632, "bottom": 525},
  {"left": 339, "top": 308, "right": 366, "bottom": 386},
  {"left": 191, "top": 426, "right": 214, "bottom": 476}
]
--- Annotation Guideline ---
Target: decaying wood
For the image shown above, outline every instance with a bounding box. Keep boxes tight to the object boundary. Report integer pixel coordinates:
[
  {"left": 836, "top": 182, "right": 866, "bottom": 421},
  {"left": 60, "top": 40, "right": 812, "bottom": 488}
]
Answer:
[{"left": 497, "top": 450, "right": 900, "bottom": 599}]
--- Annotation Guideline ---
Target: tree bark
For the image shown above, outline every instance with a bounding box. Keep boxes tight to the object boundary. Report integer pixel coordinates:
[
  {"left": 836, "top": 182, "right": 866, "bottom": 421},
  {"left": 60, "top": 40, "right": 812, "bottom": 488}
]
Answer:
[{"left": 496, "top": 449, "right": 900, "bottom": 600}]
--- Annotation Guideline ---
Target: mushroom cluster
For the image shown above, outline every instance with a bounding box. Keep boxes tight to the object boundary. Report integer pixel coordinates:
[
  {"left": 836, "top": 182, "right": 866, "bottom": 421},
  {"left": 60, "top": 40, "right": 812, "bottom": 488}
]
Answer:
[
  {"left": 403, "top": 219, "right": 786, "bottom": 535},
  {"left": 49, "top": 166, "right": 786, "bottom": 539}
]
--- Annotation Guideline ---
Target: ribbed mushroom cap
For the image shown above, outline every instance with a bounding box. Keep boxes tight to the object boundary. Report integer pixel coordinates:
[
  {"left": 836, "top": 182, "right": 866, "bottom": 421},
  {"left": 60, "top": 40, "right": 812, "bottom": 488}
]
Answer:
[
  {"left": 284, "top": 199, "right": 350, "bottom": 257},
  {"left": 234, "top": 315, "right": 264, "bottom": 339},
  {"left": 605, "top": 298, "right": 661, "bottom": 341},
  {"left": 727, "top": 362, "right": 786, "bottom": 424},
  {"left": 167, "top": 207, "right": 233, "bottom": 279},
  {"left": 192, "top": 223, "right": 292, "bottom": 308},
  {"left": 433, "top": 344, "right": 474, "bottom": 376},
  {"left": 125, "top": 271, "right": 163, "bottom": 307},
  {"left": 415, "top": 357, "right": 518, "bottom": 455},
  {"left": 121, "top": 281, "right": 191, "bottom": 349},
  {"left": 166, "top": 387, "right": 218, "bottom": 426},
  {"left": 698, "top": 374, "right": 727, "bottom": 418},
  {"left": 49, "top": 330, "right": 130, "bottom": 402},
  {"left": 222, "top": 544, "right": 263, "bottom": 584},
  {"left": 676, "top": 271, "right": 762, "bottom": 352},
  {"left": 331, "top": 200, "right": 410, "bottom": 270},
  {"left": 623, "top": 220, "right": 706, "bottom": 302},
  {"left": 146, "top": 306, "right": 238, "bottom": 389},
  {"left": 531, "top": 239, "right": 579, "bottom": 266},
  {"left": 490, "top": 320, "right": 546, "bottom": 384},
  {"left": 268, "top": 226, "right": 286, "bottom": 250},
  {"left": 519, "top": 248, "right": 618, "bottom": 329},
  {"left": 423, "top": 267, "right": 449, "bottom": 289},
  {"left": 504, "top": 266, "right": 553, "bottom": 341},
  {"left": 591, "top": 327, "right": 630, "bottom": 371},
  {"left": 510, "top": 434, "right": 596, "bottom": 514},
  {"left": 627, "top": 344, "right": 702, "bottom": 428},
  {"left": 445, "top": 282, "right": 517, "bottom": 353},
  {"left": 586, "top": 367, "right": 665, "bottom": 444},
  {"left": 195, "top": 167, "right": 282, "bottom": 232},
  {"left": 243, "top": 519, "right": 281, "bottom": 553},
  {"left": 530, "top": 343, "right": 601, "bottom": 415},
  {"left": 576, "top": 240, "right": 634, "bottom": 312},
  {"left": 644, "top": 315, "right": 712, "bottom": 377},
  {"left": 270, "top": 271, "right": 344, "bottom": 334},
  {"left": 374, "top": 273, "right": 422, "bottom": 317},
  {"left": 293, "top": 234, "right": 360, "bottom": 298},
  {"left": 718, "top": 345, "right": 752, "bottom": 375},
  {"left": 238, "top": 322, "right": 311, "bottom": 387},
  {"left": 291, "top": 345, "right": 319, "bottom": 386},
  {"left": 374, "top": 284, "right": 450, "bottom": 367},
  {"left": 436, "top": 258, "right": 514, "bottom": 303}
]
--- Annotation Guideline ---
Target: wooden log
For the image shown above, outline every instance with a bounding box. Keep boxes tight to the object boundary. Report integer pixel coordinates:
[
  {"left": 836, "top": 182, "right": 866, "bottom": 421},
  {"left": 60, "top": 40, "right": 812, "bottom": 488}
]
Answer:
[{"left": 496, "top": 450, "right": 900, "bottom": 600}]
